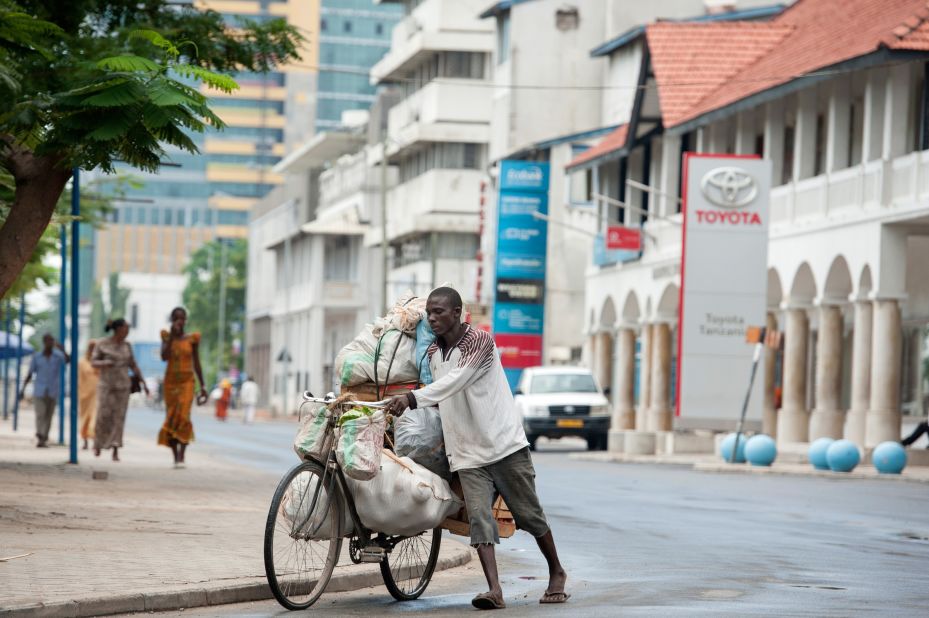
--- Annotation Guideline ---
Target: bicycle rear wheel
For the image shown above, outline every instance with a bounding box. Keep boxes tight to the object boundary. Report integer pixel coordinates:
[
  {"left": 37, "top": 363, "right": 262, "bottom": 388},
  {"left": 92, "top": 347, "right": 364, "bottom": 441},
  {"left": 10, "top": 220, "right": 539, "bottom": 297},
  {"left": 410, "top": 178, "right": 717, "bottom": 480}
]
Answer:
[
  {"left": 264, "top": 460, "right": 343, "bottom": 610},
  {"left": 380, "top": 527, "right": 442, "bottom": 601}
]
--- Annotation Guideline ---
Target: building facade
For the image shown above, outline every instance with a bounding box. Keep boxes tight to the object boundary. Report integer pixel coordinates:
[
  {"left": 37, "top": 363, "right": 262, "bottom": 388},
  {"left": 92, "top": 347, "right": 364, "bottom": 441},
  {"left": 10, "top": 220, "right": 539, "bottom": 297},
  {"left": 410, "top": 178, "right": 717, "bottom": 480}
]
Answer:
[
  {"left": 570, "top": 0, "right": 929, "bottom": 451},
  {"left": 369, "top": 0, "right": 495, "bottom": 304}
]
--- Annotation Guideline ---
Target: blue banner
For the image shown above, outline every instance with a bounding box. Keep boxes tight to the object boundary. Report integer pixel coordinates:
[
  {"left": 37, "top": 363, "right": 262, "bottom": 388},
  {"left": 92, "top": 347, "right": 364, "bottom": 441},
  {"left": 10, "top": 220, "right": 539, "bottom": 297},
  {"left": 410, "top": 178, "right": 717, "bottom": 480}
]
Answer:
[{"left": 494, "top": 160, "right": 550, "bottom": 390}]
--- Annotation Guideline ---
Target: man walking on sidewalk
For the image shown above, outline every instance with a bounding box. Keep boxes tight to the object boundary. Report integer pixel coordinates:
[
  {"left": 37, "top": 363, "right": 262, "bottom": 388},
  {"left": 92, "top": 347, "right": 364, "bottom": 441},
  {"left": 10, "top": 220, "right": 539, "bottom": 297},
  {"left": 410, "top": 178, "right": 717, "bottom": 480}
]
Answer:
[
  {"left": 385, "top": 287, "right": 568, "bottom": 610},
  {"left": 239, "top": 375, "right": 259, "bottom": 424},
  {"left": 19, "top": 333, "right": 70, "bottom": 447}
]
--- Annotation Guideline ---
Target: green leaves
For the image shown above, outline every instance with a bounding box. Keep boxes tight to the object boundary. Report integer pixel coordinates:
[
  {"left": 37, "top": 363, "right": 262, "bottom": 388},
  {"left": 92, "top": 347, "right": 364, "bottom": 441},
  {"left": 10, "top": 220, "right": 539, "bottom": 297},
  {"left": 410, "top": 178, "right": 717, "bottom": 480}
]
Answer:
[
  {"left": 174, "top": 64, "right": 238, "bottom": 93},
  {"left": 96, "top": 54, "right": 161, "bottom": 73}
]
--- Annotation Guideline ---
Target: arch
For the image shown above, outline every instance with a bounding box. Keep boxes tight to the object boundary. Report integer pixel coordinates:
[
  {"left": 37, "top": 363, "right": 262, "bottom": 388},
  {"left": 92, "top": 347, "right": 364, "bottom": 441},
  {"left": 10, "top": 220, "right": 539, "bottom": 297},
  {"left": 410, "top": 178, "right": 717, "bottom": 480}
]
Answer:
[
  {"left": 599, "top": 296, "right": 617, "bottom": 330},
  {"left": 822, "top": 256, "right": 853, "bottom": 303},
  {"left": 767, "top": 268, "right": 784, "bottom": 309},
  {"left": 857, "top": 264, "right": 873, "bottom": 299},
  {"left": 656, "top": 283, "right": 680, "bottom": 320},
  {"left": 788, "top": 262, "right": 817, "bottom": 305},
  {"left": 621, "top": 290, "right": 641, "bottom": 324}
]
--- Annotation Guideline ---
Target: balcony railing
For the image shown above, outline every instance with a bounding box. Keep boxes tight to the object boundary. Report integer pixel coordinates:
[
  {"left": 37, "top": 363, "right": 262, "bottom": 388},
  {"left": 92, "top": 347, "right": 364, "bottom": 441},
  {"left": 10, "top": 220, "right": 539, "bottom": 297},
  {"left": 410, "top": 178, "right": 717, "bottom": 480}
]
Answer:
[
  {"left": 770, "top": 149, "right": 929, "bottom": 227},
  {"left": 388, "top": 79, "right": 492, "bottom": 138}
]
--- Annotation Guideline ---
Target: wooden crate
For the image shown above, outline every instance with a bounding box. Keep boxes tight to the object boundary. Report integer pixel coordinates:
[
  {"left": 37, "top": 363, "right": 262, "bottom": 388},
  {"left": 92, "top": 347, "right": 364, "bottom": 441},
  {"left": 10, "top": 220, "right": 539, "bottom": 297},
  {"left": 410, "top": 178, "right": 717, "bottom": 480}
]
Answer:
[
  {"left": 440, "top": 475, "right": 516, "bottom": 539},
  {"left": 340, "top": 382, "right": 418, "bottom": 402}
]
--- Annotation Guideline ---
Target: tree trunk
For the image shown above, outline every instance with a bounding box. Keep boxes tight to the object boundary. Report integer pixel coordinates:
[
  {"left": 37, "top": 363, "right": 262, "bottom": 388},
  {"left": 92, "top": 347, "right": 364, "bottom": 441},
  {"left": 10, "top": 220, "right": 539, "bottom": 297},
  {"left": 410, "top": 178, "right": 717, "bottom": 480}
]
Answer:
[{"left": 0, "top": 144, "right": 72, "bottom": 298}]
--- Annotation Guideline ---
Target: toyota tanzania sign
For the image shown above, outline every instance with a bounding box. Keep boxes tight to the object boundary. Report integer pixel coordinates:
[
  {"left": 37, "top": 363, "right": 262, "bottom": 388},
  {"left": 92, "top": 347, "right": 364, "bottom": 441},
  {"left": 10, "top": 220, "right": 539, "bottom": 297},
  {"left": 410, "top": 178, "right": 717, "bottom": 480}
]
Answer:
[{"left": 677, "top": 154, "right": 772, "bottom": 425}]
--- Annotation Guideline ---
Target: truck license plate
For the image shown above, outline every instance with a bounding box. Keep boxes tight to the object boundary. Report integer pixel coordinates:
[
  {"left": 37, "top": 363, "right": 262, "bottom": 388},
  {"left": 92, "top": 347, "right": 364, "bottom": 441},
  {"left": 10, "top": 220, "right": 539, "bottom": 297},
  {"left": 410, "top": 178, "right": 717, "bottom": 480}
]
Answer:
[{"left": 557, "top": 419, "right": 584, "bottom": 428}]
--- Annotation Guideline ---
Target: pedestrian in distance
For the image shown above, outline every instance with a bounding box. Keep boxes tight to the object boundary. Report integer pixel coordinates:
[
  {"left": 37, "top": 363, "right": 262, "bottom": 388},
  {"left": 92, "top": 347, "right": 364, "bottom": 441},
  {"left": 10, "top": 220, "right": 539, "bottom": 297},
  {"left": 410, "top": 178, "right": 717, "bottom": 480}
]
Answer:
[
  {"left": 77, "top": 340, "right": 100, "bottom": 450},
  {"left": 92, "top": 318, "right": 148, "bottom": 461},
  {"left": 19, "top": 333, "right": 70, "bottom": 448},
  {"left": 214, "top": 378, "right": 231, "bottom": 421},
  {"left": 385, "top": 287, "right": 569, "bottom": 610},
  {"left": 158, "top": 307, "right": 208, "bottom": 468},
  {"left": 901, "top": 394, "right": 929, "bottom": 448},
  {"left": 239, "top": 374, "right": 259, "bottom": 424}
]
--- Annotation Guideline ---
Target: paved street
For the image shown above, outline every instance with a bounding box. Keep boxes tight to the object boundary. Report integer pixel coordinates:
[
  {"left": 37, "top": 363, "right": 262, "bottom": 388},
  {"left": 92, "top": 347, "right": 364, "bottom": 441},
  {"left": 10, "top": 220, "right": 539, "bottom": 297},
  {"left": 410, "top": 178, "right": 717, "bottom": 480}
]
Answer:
[{"left": 120, "top": 408, "right": 929, "bottom": 617}]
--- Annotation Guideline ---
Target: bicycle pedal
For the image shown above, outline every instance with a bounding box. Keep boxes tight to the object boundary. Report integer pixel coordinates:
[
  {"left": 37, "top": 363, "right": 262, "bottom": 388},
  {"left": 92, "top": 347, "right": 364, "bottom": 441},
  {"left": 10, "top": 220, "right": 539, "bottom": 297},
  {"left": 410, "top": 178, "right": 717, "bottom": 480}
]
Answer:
[{"left": 359, "top": 546, "right": 385, "bottom": 563}]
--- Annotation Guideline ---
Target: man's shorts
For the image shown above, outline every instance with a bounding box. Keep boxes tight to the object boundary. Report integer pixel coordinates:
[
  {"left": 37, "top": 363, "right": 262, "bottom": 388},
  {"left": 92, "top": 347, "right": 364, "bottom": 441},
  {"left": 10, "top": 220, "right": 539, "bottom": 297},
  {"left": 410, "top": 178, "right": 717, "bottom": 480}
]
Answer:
[{"left": 457, "top": 446, "right": 550, "bottom": 546}]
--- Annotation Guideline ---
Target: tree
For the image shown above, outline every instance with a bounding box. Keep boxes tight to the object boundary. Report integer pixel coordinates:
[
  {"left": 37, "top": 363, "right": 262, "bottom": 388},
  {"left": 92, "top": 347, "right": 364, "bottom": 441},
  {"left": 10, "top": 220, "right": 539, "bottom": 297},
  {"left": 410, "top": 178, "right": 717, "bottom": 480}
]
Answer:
[
  {"left": 182, "top": 238, "right": 247, "bottom": 387},
  {"left": 0, "top": 0, "right": 302, "bottom": 297}
]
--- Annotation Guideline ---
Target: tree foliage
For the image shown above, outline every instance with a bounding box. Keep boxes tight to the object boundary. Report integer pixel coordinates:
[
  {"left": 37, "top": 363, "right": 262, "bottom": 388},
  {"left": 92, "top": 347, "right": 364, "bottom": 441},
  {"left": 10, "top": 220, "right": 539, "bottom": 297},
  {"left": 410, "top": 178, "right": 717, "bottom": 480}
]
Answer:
[
  {"left": 182, "top": 238, "right": 247, "bottom": 387},
  {"left": 0, "top": 0, "right": 303, "bottom": 297}
]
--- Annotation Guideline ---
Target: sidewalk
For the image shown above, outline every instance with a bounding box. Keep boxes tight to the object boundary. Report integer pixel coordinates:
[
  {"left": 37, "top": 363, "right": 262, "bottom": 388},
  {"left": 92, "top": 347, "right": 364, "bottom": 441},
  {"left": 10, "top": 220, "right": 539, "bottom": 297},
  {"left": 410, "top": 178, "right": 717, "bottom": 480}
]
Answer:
[
  {"left": 0, "top": 406, "right": 471, "bottom": 617},
  {"left": 571, "top": 450, "right": 929, "bottom": 484}
]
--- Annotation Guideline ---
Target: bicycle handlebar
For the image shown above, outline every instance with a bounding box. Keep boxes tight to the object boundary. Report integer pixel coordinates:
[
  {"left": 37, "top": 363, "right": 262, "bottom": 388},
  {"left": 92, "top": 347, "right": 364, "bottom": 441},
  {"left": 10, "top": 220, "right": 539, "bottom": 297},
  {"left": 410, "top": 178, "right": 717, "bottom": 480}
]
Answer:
[{"left": 301, "top": 391, "right": 390, "bottom": 408}]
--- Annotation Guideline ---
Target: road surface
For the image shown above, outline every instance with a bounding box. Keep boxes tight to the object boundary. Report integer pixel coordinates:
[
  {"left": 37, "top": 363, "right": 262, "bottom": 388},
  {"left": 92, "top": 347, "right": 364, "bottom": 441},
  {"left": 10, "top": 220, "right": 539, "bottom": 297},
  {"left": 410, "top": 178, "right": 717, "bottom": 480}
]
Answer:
[{"left": 125, "top": 407, "right": 929, "bottom": 616}]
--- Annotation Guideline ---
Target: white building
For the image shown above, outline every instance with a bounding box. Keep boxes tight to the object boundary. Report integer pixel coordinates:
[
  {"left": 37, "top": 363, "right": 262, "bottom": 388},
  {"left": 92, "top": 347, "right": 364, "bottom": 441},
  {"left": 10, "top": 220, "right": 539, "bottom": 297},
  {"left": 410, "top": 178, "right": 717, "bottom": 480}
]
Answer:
[
  {"left": 369, "top": 0, "right": 495, "bottom": 305},
  {"left": 568, "top": 0, "right": 929, "bottom": 452},
  {"left": 246, "top": 111, "right": 397, "bottom": 412}
]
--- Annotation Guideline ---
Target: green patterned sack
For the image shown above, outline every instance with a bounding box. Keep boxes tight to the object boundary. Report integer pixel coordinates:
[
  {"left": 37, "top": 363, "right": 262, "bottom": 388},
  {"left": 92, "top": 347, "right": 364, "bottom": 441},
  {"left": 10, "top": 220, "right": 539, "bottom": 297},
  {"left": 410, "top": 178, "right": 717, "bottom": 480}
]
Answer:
[
  {"left": 336, "top": 408, "right": 387, "bottom": 481},
  {"left": 293, "top": 406, "right": 330, "bottom": 461}
]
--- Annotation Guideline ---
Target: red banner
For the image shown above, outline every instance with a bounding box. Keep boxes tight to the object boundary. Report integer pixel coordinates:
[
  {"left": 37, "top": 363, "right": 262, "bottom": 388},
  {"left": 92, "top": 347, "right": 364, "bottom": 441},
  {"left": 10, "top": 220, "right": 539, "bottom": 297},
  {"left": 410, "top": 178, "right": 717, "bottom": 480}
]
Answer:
[
  {"left": 494, "top": 334, "right": 543, "bottom": 369},
  {"left": 606, "top": 225, "right": 641, "bottom": 251}
]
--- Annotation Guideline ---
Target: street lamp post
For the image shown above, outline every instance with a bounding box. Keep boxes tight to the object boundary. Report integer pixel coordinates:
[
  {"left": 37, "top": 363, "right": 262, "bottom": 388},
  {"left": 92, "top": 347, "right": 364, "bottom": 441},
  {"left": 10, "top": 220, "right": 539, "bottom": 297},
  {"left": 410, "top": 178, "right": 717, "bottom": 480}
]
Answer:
[
  {"left": 12, "top": 294, "right": 24, "bottom": 431},
  {"left": 69, "top": 168, "right": 80, "bottom": 465},
  {"left": 58, "top": 224, "right": 67, "bottom": 445},
  {"left": 3, "top": 299, "right": 10, "bottom": 420},
  {"left": 380, "top": 135, "right": 388, "bottom": 315}
]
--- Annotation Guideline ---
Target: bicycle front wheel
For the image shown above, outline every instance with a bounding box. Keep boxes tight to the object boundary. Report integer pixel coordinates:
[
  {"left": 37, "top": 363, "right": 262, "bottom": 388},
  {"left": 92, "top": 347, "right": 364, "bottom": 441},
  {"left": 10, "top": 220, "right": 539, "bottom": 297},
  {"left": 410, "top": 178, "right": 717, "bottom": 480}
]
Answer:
[
  {"left": 264, "top": 460, "right": 343, "bottom": 610},
  {"left": 380, "top": 527, "right": 442, "bottom": 601}
]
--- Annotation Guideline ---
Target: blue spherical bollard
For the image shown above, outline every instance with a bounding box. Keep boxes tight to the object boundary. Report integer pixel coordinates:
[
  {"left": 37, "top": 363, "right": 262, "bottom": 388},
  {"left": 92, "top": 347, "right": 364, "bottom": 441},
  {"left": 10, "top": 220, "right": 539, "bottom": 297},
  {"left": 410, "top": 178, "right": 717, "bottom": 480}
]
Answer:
[
  {"left": 826, "top": 439, "right": 861, "bottom": 473},
  {"left": 872, "top": 441, "right": 907, "bottom": 474},
  {"left": 808, "top": 437, "right": 835, "bottom": 470},
  {"left": 719, "top": 433, "right": 747, "bottom": 463},
  {"left": 745, "top": 434, "right": 777, "bottom": 466}
]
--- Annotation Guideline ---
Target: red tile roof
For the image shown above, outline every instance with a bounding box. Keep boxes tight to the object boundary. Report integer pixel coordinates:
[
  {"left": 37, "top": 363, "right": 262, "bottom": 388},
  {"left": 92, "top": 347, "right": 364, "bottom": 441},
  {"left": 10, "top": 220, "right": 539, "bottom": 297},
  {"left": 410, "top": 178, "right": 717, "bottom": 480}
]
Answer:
[
  {"left": 646, "top": 22, "right": 794, "bottom": 128},
  {"left": 653, "top": 0, "right": 929, "bottom": 128},
  {"left": 565, "top": 124, "right": 629, "bottom": 170}
]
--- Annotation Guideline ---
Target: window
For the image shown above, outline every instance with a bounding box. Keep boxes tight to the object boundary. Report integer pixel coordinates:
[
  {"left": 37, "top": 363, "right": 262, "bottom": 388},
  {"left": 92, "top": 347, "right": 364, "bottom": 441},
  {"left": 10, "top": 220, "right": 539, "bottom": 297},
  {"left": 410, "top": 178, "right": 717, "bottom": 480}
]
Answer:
[
  {"left": 782, "top": 124, "right": 795, "bottom": 185},
  {"left": 530, "top": 373, "right": 598, "bottom": 394},
  {"left": 321, "top": 18, "right": 327, "bottom": 31},
  {"left": 814, "top": 113, "right": 826, "bottom": 177},
  {"left": 324, "top": 236, "right": 357, "bottom": 281},
  {"left": 343, "top": 21, "right": 352, "bottom": 33},
  {"left": 375, "top": 23, "right": 383, "bottom": 35},
  {"left": 398, "top": 143, "right": 484, "bottom": 182},
  {"left": 130, "top": 304, "right": 138, "bottom": 327}
]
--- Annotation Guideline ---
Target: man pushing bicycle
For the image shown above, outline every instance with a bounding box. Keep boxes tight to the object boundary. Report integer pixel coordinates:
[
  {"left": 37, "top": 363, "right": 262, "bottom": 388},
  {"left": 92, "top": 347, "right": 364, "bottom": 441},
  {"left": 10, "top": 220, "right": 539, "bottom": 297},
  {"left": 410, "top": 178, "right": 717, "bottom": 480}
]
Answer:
[{"left": 385, "top": 287, "right": 569, "bottom": 610}]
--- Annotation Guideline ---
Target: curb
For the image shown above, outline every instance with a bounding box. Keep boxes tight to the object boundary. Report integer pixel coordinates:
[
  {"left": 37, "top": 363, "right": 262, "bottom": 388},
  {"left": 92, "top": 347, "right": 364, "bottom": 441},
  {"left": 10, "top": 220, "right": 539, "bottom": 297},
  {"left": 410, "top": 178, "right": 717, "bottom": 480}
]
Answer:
[
  {"left": 692, "top": 462, "right": 929, "bottom": 484},
  {"left": 0, "top": 542, "right": 472, "bottom": 617}
]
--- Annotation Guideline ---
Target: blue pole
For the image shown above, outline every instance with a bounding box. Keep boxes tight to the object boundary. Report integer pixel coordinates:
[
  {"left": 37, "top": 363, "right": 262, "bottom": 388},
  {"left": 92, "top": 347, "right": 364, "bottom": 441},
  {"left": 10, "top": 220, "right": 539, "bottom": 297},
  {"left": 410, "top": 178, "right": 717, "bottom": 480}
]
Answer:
[
  {"left": 12, "top": 294, "right": 25, "bottom": 432},
  {"left": 3, "top": 299, "right": 10, "bottom": 420},
  {"left": 69, "top": 169, "right": 80, "bottom": 465},
  {"left": 59, "top": 224, "right": 67, "bottom": 444}
]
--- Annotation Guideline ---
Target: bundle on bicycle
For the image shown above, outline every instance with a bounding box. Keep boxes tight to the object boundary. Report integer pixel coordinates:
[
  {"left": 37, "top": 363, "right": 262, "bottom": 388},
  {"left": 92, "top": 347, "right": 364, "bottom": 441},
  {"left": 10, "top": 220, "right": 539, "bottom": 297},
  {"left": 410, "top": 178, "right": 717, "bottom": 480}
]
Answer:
[{"left": 263, "top": 295, "right": 460, "bottom": 610}]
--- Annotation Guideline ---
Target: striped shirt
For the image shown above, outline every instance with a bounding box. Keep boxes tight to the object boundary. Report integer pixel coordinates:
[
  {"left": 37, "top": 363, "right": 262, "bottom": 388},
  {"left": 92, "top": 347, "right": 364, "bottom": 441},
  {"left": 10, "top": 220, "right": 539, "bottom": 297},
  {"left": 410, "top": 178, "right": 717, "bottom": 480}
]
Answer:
[{"left": 412, "top": 325, "right": 528, "bottom": 472}]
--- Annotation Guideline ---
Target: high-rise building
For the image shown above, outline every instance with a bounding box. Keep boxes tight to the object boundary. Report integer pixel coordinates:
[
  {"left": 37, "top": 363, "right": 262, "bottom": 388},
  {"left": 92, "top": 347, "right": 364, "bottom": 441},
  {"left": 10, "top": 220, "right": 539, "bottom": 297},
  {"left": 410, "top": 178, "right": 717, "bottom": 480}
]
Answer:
[
  {"left": 316, "top": 0, "right": 402, "bottom": 131},
  {"left": 85, "top": 0, "right": 318, "bottom": 347}
]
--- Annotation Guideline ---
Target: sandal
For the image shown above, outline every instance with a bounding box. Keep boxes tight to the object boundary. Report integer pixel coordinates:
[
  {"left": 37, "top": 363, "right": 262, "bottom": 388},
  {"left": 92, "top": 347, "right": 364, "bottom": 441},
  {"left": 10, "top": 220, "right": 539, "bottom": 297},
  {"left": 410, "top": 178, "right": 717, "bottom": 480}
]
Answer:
[
  {"left": 471, "top": 592, "right": 506, "bottom": 610},
  {"left": 540, "top": 591, "right": 571, "bottom": 604}
]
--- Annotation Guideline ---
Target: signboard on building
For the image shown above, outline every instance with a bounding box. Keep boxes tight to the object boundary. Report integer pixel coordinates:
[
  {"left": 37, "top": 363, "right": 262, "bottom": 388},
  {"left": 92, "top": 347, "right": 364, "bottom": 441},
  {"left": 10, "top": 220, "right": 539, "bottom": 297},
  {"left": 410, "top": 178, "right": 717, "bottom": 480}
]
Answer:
[
  {"left": 494, "top": 160, "right": 550, "bottom": 390},
  {"left": 678, "top": 154, "right": 771, "bottom": 424},
  {"left": 606, "top": 225, "right": 641, "bottom": 250}
]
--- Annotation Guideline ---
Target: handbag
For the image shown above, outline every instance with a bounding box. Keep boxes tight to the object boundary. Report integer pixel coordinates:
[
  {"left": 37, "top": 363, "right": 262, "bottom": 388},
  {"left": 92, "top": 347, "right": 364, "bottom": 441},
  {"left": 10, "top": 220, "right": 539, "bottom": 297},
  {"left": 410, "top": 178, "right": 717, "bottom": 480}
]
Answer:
[{"left": 130, "top": 373, "right": 142, "bottom": 394}]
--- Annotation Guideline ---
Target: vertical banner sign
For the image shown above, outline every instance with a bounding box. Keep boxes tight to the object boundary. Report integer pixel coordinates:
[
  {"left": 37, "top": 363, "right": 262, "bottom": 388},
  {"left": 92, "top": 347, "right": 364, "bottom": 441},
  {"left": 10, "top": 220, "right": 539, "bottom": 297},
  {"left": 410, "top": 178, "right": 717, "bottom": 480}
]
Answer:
[
  {"left": 494, "top": 160, "right": 550, "bottom": 390},
  {"left": 678, "top": 154, "right": 771, "bottom": 423}
]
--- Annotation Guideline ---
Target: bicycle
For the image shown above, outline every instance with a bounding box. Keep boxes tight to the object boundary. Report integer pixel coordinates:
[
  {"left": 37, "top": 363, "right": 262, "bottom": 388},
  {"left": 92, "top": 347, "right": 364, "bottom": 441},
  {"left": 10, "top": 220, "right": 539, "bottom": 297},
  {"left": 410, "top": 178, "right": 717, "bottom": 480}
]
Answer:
[{"left": 263, "top": 392, "right": 443, "bottom": 610}]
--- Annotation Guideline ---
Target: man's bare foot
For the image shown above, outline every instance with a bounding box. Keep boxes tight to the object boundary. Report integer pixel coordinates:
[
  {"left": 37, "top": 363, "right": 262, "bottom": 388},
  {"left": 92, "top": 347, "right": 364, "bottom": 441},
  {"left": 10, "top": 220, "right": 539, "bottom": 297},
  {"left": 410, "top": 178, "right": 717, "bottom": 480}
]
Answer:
[
  {"left": 540, "top": 569, "right": 569, "bottom": 604},
  {"left": 112, "top": 448, "right": 120, "bottom": 462},
  {"left": 94, "top": 447, "right": 101, "bottom": 457},
  {"left": 472, "top": 590, "right": 506, "bottom": 610}
]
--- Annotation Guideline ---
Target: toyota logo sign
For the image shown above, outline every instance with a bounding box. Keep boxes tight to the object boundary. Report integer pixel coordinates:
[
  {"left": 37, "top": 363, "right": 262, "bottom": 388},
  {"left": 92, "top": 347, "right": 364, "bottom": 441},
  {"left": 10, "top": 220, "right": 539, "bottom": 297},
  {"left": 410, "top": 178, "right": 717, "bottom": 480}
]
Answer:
[{"left": 700, "top": 167, "right": 758, "bottom": 209}]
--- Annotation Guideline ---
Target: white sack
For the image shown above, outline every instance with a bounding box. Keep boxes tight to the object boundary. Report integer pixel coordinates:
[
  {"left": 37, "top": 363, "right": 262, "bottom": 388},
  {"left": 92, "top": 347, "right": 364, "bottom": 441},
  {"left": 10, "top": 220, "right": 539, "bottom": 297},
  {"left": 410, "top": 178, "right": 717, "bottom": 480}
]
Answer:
[
  {"left": 282, "top": 471, "right": 353, "bottom": 539},
  {"left": 334, "top": 326, "right": 419, "bottom": 387},
  {"left": 345, "top": 450, "right": 462, "bottom": 537}
]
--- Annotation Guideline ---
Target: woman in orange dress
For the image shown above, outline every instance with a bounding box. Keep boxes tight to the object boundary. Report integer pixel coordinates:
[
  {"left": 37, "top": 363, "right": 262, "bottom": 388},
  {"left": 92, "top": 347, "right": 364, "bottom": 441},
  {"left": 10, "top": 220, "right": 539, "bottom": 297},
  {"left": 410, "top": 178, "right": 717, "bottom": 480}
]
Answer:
[
  {"left": 215, "top": 379, "right": 231, "bottom": 421},
  {"left": 158, "top": 307, "right": 207, "bottom": 468}
]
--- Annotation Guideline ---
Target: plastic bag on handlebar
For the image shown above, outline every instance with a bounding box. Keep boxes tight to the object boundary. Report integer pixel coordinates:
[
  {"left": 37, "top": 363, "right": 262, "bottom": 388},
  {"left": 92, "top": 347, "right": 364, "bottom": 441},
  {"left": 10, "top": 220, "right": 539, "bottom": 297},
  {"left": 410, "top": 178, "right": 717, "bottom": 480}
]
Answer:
[
  {"left": 394, "top": 407, "right": 450, "bottom": 479},
  {"left": 293, "top": 405, "right": 329, "bottom": 461},
  {"left": 336, "top": 409, "right": 387, "bottom": 481}
]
